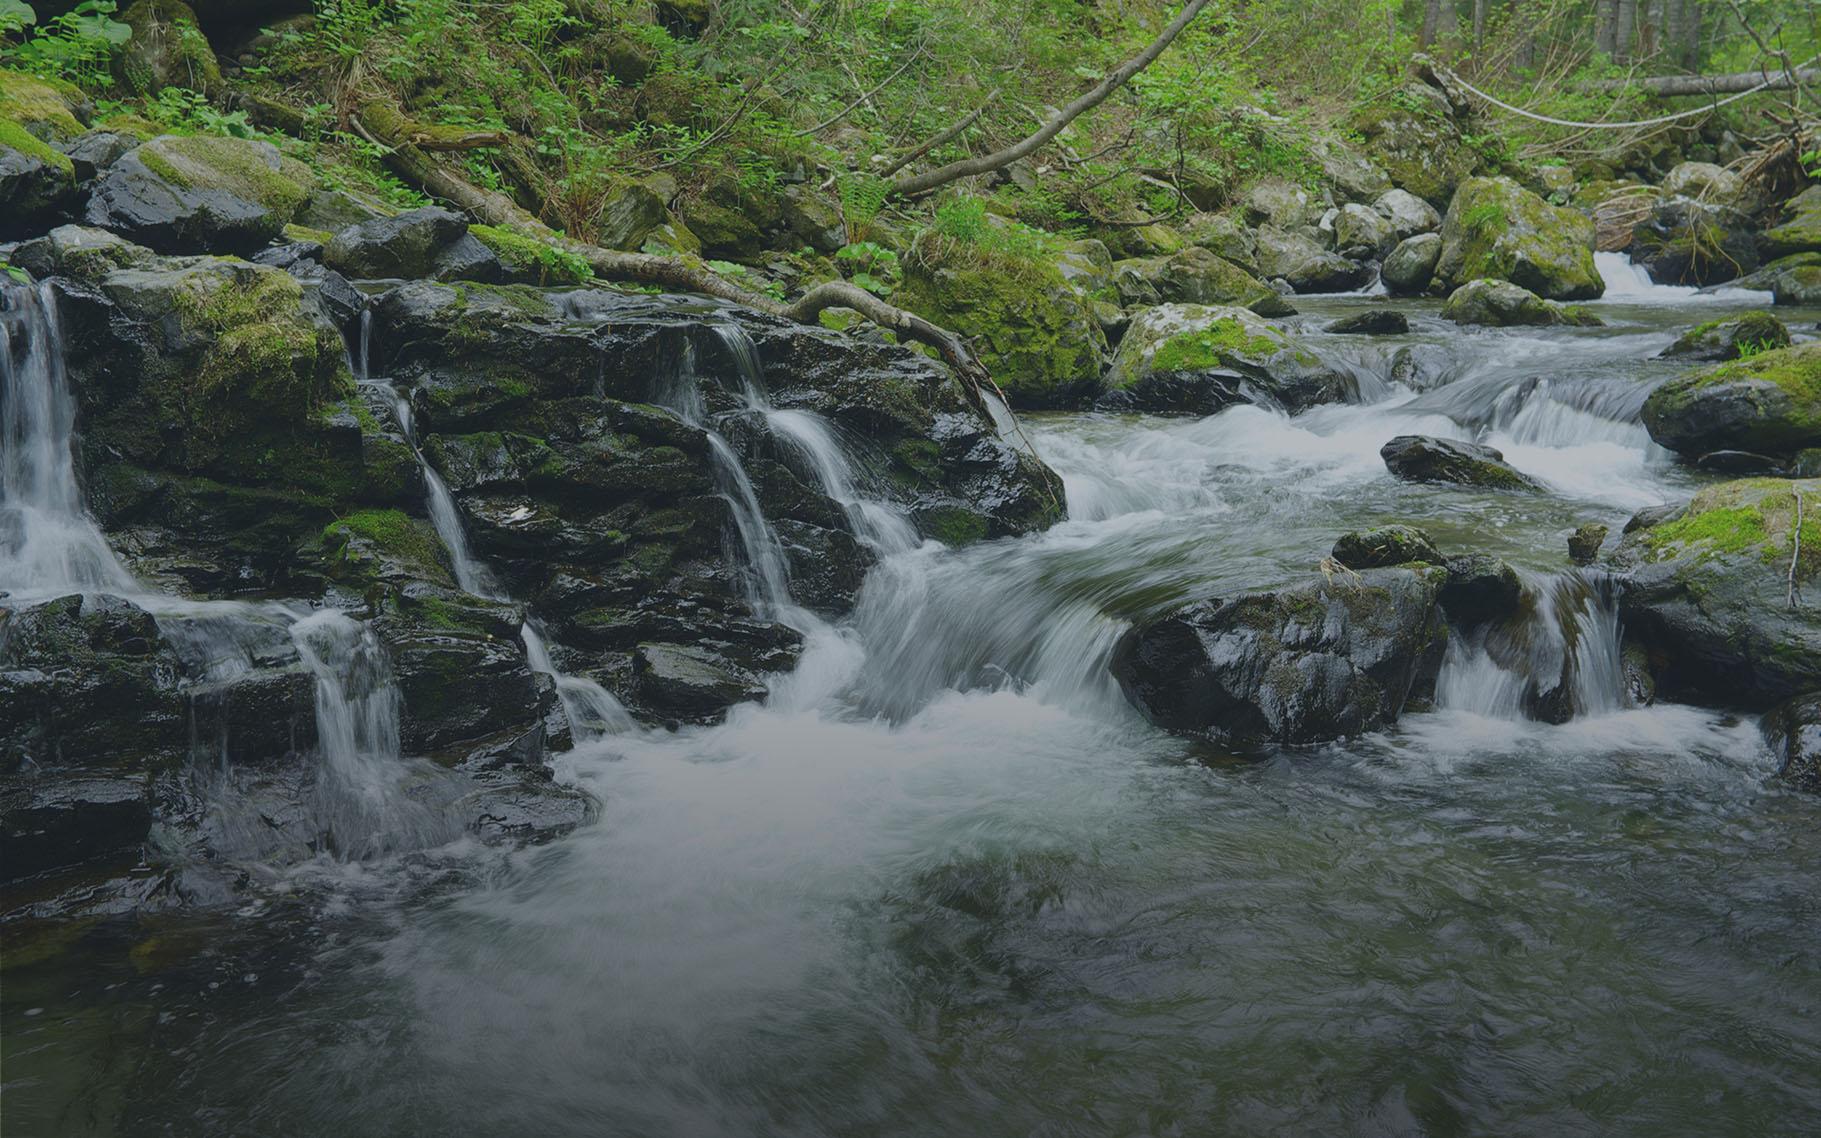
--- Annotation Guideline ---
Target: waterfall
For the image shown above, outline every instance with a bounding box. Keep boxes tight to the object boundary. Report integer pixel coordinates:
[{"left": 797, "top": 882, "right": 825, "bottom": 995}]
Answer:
[
  {"left": 291, "top": 609, "right": 460, "bottom": 859},
  {"left": 1437, "top": 569, "right": 1626, "bottom": 723},
  {"left": 765, "top": 408, "right": 920, "bottom": 557},
  {"left": 0, "top": 281, "right": 137, "bottom": 599},
  {"left": 522, "top": 623, "right": 633, "bottom": 740}
]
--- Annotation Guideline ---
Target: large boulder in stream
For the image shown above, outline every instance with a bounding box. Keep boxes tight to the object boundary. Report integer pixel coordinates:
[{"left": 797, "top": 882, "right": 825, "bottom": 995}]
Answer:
[
  {"left": 1435, "top": 177, "right": 1605, "bottom": 301},
  {"left": 1381, "top": 435, "right": 1543, "bottom": 490},
  {"left": 1642, "top": 342, "right": 1821, "bottom": 461},
  {"left": 894, "top": 233, "right": 1105, "bottom": 407},
  {"left": 1659, "top": 311, "right": 1789, "bottom": 362},
  {"left": 1103, "top": 303, "right": 1355, "bottom": 416},
  {"left": 1255, "top": 226, "right": 1375, "bottom": 293},
  {"left": 1112, "top": 567, "right": 1449, "bottom": 746},
  {"left": 1442, "top": 279, "right": 1602, "bottom": 328},
  {"left": 1610, "top": 478, "right": 1821, "bottom": 708}
]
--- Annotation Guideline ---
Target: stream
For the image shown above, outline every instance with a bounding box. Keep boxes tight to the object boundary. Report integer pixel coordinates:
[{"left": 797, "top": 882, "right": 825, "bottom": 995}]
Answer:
[{"left": 4, "top": 258, "right": 1820, "bottom": 1136}]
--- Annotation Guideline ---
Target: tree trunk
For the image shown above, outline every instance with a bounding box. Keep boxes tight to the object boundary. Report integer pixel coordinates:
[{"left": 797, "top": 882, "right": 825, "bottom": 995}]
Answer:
[
  {"left": 1421, "top": 0, "right": 1445, "bottom": 50},
  {"left": 351, "top": 101, "right": 1004, "bottom": 410},
  {"left": 1582, "top": 66, "right": 1821, "bottom": 94},
  {"left": 1596, "top": 0, "right": 1618, "bottom": 56},
  {"left": 1616, "top": 0, "right": 1639, "bottom": 58},
  {"left": 1473, "top": 0, "right": 1488, "bottom": 49},
  {"left": 1683, "top": 0, "right": 1704, "bottom": 69},
  {"left": 889, "top": 0, "right": 1212, "bottom": 197}
]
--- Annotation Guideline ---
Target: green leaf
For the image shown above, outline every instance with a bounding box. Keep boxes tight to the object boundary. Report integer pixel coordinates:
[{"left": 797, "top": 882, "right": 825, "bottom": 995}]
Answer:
[{"left": 0, "top": 0, "right": 36, "bottom": 32}]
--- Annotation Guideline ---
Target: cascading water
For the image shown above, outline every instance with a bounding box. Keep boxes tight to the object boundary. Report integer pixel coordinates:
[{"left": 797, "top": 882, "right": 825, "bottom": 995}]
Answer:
[
  {"left": 1437, "top": 568, "right": 1627, "bottom": 722},
  {"left": 0, "top": 281, "right": 136, "bottom": 599},
  {"left": 522, "top": 623, "right": 633, "bottom": 738},
  {"left": 291, "top": 609, "right": 462, "bottom": 859}
]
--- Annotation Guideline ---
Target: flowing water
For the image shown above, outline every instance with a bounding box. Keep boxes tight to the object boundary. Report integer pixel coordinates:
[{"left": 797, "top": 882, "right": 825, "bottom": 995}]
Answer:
[{"left": 5, "top": 272, "right": 1821, "bottom": 1136}]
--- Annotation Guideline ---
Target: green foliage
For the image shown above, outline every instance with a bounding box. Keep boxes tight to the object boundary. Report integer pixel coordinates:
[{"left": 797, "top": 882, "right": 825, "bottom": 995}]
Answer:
[
  {"left": 835, "top": 241, "right": 900, "bottom": 297},
  {"left": 2, "top": 0, "right": 129, "bottom": 87}
]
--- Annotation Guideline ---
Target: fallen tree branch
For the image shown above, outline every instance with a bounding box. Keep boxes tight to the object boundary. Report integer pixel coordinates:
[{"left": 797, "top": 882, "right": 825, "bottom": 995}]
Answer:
[
  {"left": 1582, "top": 68, "right": 1821, "bottom": 96},
  {"left": 875, "top": 93, "right": 998, "bottom": 179},
  {"left": 888, "top": 0, "right": 1213, "bottom": 196},
  {"left": 797, "top": 43, "right": 926, "bottom": 137}
]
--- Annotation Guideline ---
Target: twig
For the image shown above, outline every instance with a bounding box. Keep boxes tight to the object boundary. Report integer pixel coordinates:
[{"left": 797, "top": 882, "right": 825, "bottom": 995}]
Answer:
[
  {"left": 798, "top": 43, "right": 925, "bottom": 137},
  {"left": 876, "top": 93, "right": 998, "bottom": 179}
]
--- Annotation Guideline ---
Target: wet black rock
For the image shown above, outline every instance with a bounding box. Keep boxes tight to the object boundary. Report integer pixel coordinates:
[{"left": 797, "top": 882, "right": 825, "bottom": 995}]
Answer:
[
  {"left": 1762, "top": 691, "right": 1821, "bottom": 792},
  {"left": 1439, "top": 554, "right": 1523, "bottom": 628},
  {"left": 1, "top": 776, "right": 153, "bottom": 882},
  {"left": 1331, "top": 524, "right": 1443, "bottom": 569},
  {"left": 1568, "top": 523, "right": 1608, "bottom": 565},
  {"left": 1112, "top": 566, "right": 1448, "bottom": 745},
  {"left": 324, "top": 206, "right": 502, "bottom": 283},
  {"left": 84, "top": 135, "right": 313, "bottom": 256},
  {"left": 1324, "top": 309, "right": 1409, "bottom": 335},
  {"left": 1381, "top": 435, "right": 1543, "bottom": 490},
  {"left": 633, "top": 641, "right": 770, "bottom": 722}
]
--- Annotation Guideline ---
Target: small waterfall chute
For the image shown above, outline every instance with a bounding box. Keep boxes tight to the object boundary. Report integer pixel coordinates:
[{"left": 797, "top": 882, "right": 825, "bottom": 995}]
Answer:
[{"left": 1437, "top": 569, "right": 1626, "bottom": 724}]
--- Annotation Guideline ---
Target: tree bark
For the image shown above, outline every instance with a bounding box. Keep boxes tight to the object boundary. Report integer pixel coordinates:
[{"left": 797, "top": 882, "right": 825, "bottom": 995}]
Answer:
[
  {"left": 1583, "top": 66, "right": 1821, "bottom": 94},
  {"left": 1421, "top": 0, "right": 1444, "bottom": 49},
  {"left": 1473, "top": 0, "right": 1488, "bottom": 50},
  {"left": 888, "top": 0, "right": 1212, "bottom": 197},
  {"left": 1616, "top": 0, "right": 1639, "bottom": 57},
  {"left": 1596, "top": 0, "right": 1618, "bottom": 56},
  {"left": 351, "top": 101, "right": 1002, "bottom": 411}
]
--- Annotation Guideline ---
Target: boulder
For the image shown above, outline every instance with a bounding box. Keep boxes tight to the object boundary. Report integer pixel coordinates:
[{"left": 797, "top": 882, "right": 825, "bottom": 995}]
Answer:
[
  {"left": 1184, "top": 213, "right": 1259, "bottom": 273},
  {"left": 1381, "top": 435, "right": 1543, "bottom": 490},
  {"left": 1660, "top": 162, "right": 1760, "bottom": 213},
  {"left": 1325, "top": 309, "right": 1408, "bottom": 335},
  {"left": 1333, "top": 203, "right": 1396, "bottom": 260},
  {"left": 1441, "top": 279, "right": 1602, "bottom": 328},
  {"left": 1158, "top": 245, "right": 1271, "bottom": 305},
  {"left": 1660, "top": 311, "right": 1789, "bottom": 362},
  {"left": 1382, "top": 232, "right": 1443, "bottom": 295},
  {"left": 324, "top": 206, "right": 502, "bottom": 282},
  {"left": 1239, "top": 178, "right": 1318, "bottom": 229},
  {"left": 1642, "top": 342, "right": 1821, "bottom": 459},
  {"left": 1330, "top": 525, "right": 1443, "bottom": 569},
  {"left": 1629, "top": 197, "right": 1758, "bottom": 286},
  {"left": 1762, "top": 692, "right": 1821, "bottom": 792},
  {"left": 1757, "top": 200, "right": 1821, "bottom": 260},
  {"left": 1111, "top": 567, "right": 1448, "bottom": 745},
  {"left": 1348, "top": 88, "right": 1478, "bottom": 208},
  {"left": 1772, "top": 266, "right": 1821, "bottom": 305},
  {"left": 1373, "top": 188, "right": 1443, "bottom": 240},
  {"left": 1105, "top": 303, "right": 1356, "bottom": 416},
  {"left": 780, "top": 185, "right": 845, "bottom": 253},
  {"left": 114, "top": 0, "right": 221, "bottom": 96},
  {"left": 600, "top": 178, "right": 678, "bottom": 251},
  {"left": 1256, "top": 226, "right": 1375, "bottom": 293},
  {"left": 633, "top": 641, "right": 769, "bottom": 722},
  {"left": 1438, "top": 553, "right": 1523, "bottom": 627},
  {"left": 85, "top": 134, "right": 316, "bottom": 255},
  {"left": 896, "top": 237, "right": 1106, "bottom": 407},
  {"left": 1610, "top": 478, "right": 1821, "bottom": 707},
  {"left": 1310, "top": 135, "right": 1392, "bottom": 202},
  {"left": 1435, "top": 177, "right": 1604, "bottom": 300}
]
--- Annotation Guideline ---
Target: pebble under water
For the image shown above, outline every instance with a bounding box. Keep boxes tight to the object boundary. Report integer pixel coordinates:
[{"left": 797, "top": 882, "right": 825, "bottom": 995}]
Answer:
[{"left": 4, "top": 266, "right": 1820, "bottom": 1137}]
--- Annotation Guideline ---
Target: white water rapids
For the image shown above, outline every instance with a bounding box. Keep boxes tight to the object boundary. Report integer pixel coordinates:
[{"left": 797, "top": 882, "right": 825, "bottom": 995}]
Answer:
[{"left": 4, "top": 268, "right": 1819, "bottom": 1136}]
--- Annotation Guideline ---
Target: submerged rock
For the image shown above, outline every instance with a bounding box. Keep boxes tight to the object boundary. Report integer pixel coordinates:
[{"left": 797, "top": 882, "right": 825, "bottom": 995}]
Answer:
[
  {"left": 1105, "top": 303, "right": 1355, "bottom": 416},
  {"left": 1112, "top": 566, "right": 1448, "bottom": 745},
  {"left": 1610, "top": 477, "right": 1821, "bottom": 708},
  {"left": 1380, "top": 435, "right": 1543, "bottom": 490},
  {"left": 1642, "top": 342, "right": 1821, "bottom": 460},
  {"left": 1325, "top": 309, "right": 1408, "bottom": 335}
]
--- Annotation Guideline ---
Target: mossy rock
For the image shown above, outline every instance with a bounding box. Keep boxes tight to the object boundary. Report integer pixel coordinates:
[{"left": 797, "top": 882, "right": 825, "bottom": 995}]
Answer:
[
  {"left": 1106, "top": 303, "right": 1354, "bottom": 415},
  {"left": 9, "top": 225, "right": 159, "bottom": 284},
  {"left": 114, "top": 0, "right": 221, "bottom": 96},
  {"left": 1611, "top": 477, "right": 1821, "bottom": 707},
  {"left": 86, "top": 134, "right": 316, "bottom": 255},
  {"left": 1757, "top": 205, "right": 1821, "bottom": 260},
  {"left": 1660, "top": 311, "right": 1790, "bottom": 362},
  {"left": 1435, "top": 177, "right": 1604, "bottom": 300},
  {"left": 1441, "top": 279, "right": 1602, "bottom": 328},
  {"left": 1332, "top": 524, "right": 1444, "bottom": 570},
  {"left": 895, "top": 238, "right": 1106, "bottom": 408},
  {"left": 1643, "top": 341, "right": 1821, "bottom": 458},
  {"left": 1346, "top": 93, "right": 1477, "bottom": 209},
  {"left": 0, "top": 68, "right": 88, "bottom": 141}
]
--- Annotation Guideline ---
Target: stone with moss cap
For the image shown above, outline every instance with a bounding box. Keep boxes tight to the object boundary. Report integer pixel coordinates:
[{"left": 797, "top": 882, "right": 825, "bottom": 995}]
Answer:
[
  {"left": 1660, "top": 311, "right": 1789, "bottom": 362},
  {"left": 1380, "top": 434, "right": 1542, "bottom": 491},
  {"left": 1442, "top": 279, "right": 1603, "bottom": 328},
  {"left": 114, "top": 0, "right": 222, "bottom": 97},
  {"left": 1105, "top": 303, "right": 1355, "bottom": 416},
  {"left": 1643, "top": 342, "right": 1821, "bottom": 460},
  {"left": 0, "top": 70, "right": 89, "bottom": 235},
  {"left": 895, "top": 233, "right": 1106, "bottom": 408},
  {"left": 86, "top": 133, "right": 315, "bottom": 255},
  {"left": 1610, "top": 477, "right": 1821, "bottom": 708},
  {"left": 1346, "top": 87, "right": 1478, "bottom": 209},
  {"left": 1435, "top": 177, "right": 1604, "bottom": 301}
]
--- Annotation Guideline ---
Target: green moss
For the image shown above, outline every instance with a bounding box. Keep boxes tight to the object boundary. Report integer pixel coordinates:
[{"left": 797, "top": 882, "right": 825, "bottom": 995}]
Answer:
[
  {"left": 0, "top": 117, "right": 72, "bottom": 172},
  {"left": 1645, "top": 479, "right": 1821, "bottom": 580},
  {"left": 136, "top": 135, "right": 314, "bottom": 216},
  {"left": 1150, "top": 319, "right": 1280, "bottom": 372},
  {"left": 0, "top": 69, "right": 85, "bottom": 139},
  {"left": 1709, "top": 346, "right": 1821, "bottom": 404},
  {"left": 324, "top": 508, "right": 447, "bottom": 567},
  {"left": 918, "top": 505, "right": 989, "bottom": 546},
  {"left": 471, "top": 224, "right": 595, "bottom": 285}
]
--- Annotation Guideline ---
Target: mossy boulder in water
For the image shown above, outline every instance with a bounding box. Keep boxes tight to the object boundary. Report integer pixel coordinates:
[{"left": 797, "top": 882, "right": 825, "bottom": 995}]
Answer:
[
  {"left": 1642, "top": 342, "right": 1821, "bottom": 459},
  {"left": 1610, "top": 478, "right": 1821, "bottom": 707},
  {"left": 1111, "top": 566, "right": 1449, "bottom": 746},
  {"left": 1435, "top": 177, "right": 1604, "bottom": 301},
  {"left": 1382, "top": 232, "right": 1442, "bottom": 295},
  {"left": 1255, "top": 226, "right": 1374, "bottom": 293},
  {"left": 1381, "top": 435, "right": 1543, "bottom": 490},
  {"left": 1660, "top": 311, "right": 1789, "bottom": 362},
  {"left": 1442, "top": 279, "right": 1603, "bottom": 328},
  {"left": 895, "top": 238, "right": 1105, "bottom": 407},
  {"left": 1105, "top": 303, "right": 1355, "bottom": 416},
  {"left": 1331, "top": 525, "right": 1443, "bottom": 569},
  {"left": 85, "top": 133, "right": 316, "bottom": 255},
  {"left": 1756, "top": 201, "right": 1821, "bottom": 260}
]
